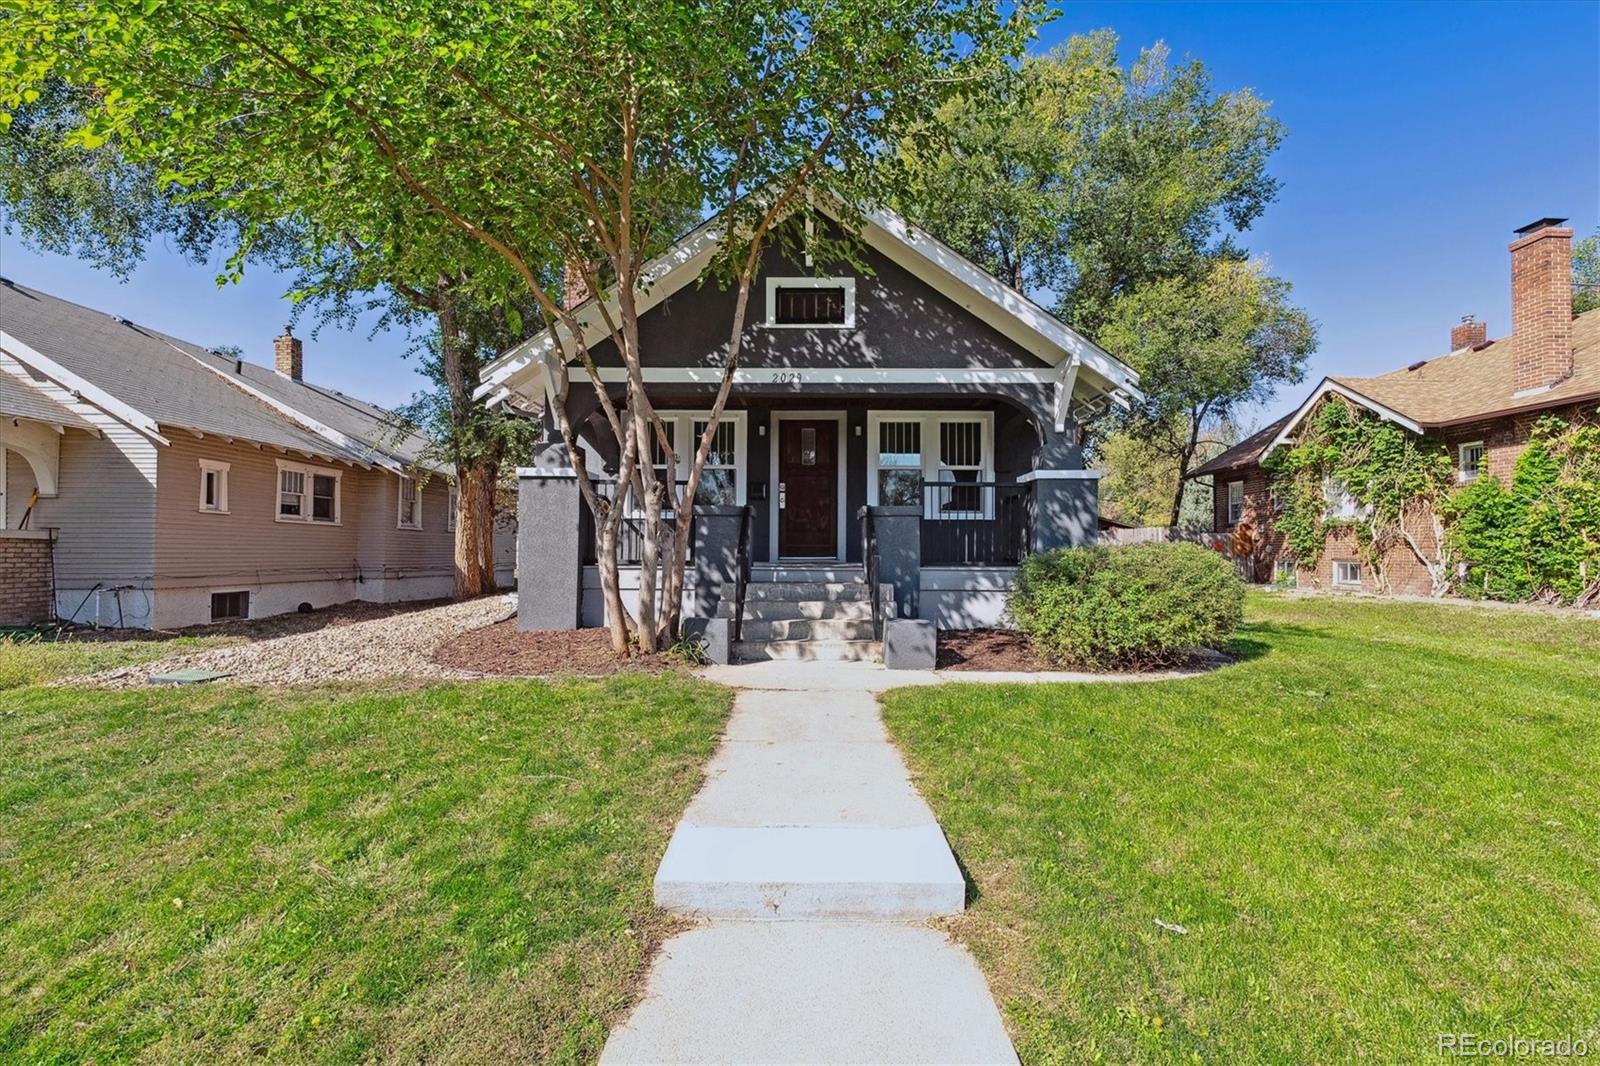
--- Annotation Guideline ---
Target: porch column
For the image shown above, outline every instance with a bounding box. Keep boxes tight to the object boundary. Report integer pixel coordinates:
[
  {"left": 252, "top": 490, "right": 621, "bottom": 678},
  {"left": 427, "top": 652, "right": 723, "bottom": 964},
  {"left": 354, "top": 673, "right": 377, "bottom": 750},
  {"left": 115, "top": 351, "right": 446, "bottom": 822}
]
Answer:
[
  {"left": 1029, "top": 421, "right": 1099, "bottom": 551},
  {"left": 516, "top": 442, "right": 583, "bottom": 630},
  {"left": 691, "top": 504, "right": 745, "bottom": 619}
]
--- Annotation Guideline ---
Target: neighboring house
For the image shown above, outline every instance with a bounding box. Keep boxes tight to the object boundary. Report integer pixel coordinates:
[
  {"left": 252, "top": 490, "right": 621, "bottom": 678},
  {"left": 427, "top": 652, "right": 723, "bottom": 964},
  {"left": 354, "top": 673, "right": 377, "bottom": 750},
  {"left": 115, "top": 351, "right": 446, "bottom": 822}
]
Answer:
[
  {"left": 0, "top": 280, "right": 513, "bottom": 628},
  {"left": 1190, "top": 217, "right": 1598, "bottom": 595},
  {"left": 477, "top": 205, "right": 1141, "bottom": 659}
]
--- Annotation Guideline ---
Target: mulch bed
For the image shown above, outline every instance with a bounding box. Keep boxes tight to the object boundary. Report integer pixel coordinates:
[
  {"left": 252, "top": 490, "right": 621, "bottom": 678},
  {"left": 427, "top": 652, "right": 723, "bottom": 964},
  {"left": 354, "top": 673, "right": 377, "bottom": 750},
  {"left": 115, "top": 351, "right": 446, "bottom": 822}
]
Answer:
[
  {"left": 937, "top": 628, "right": 1060, "bottom": 672},
  {"left": 431, "top": 621, "right": 687, "bottom": 677}
]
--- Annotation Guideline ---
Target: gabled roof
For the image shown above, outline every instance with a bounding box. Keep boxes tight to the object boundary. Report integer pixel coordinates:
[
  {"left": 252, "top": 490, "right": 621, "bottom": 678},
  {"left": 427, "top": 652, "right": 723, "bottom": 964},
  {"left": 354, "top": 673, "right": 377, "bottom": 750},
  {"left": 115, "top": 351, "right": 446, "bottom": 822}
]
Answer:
[
  {"left": 1187, "top": 414, "right": 1293, "bottom": 479},
  {"left": 476, "top": 201, "right": 1141, "bottom": 409},
  {"left": 0, "top": 360, "right": 100, "bottom": 433},
  {"left": 0, "top": 279, "right": 435, "bottom": 471}
]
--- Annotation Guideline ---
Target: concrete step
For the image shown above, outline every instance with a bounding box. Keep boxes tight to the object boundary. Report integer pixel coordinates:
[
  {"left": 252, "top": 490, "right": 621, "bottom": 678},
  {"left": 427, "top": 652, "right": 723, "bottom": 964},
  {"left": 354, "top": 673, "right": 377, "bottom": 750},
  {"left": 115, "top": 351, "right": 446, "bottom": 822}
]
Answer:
[
  {"left": 733, "top": 639, "right": 882, "bottom": 663},
  {"left": 739, "top": 617, "right": 878, "bottom": 642},
  {"left": 742, "top": 581, "right": 870, "bottom": 602},
  {"left": 716, "top": 598, "right": 873, "bottom": 621},
  {"left": 654, "top": 824, "right": 966, "bottom": 920},
  {"left": 750, "top": 565, "right": 865, "bottom": 583}
]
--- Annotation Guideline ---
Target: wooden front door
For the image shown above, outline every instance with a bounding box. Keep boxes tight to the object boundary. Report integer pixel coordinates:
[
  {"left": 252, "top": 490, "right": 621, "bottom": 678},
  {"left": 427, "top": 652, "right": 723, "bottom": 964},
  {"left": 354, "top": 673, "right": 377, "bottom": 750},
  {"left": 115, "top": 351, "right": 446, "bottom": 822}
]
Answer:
[{"left": 778, "top": 419, "right": 838, "bottom": 557}]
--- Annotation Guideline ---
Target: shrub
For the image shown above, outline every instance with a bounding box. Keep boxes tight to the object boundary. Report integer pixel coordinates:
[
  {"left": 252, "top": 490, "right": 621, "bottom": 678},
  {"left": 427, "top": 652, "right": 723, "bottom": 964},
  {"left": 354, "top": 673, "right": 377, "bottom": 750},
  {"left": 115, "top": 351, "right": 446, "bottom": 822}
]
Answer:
[{"left": 1009, "top": 542, "right": 1246, "bottom": 669}]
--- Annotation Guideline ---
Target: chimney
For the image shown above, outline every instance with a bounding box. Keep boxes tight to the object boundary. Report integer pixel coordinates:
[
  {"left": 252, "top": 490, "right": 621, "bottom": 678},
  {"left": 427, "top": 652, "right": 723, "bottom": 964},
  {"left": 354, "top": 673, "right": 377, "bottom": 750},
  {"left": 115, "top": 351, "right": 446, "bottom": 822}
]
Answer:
[
  {"left": 561, "top": 262, "right": 592, "bottom": 311},
  {"left": 1510, "top": 217, "right": 1574, "bottom": 395},
  {"left": 274, "top": 326, "right": 303, "bottom": 380},
  {"left": 1450, "top": 314, "right": 1487, "bottom": 351}
]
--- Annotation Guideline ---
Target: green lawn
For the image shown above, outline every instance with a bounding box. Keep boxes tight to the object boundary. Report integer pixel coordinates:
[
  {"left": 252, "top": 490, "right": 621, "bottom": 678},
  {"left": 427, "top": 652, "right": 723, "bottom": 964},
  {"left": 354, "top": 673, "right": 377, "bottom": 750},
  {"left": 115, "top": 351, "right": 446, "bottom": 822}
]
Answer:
[
  {"left": 0, "top": 675, "right": 729, "bottom": 1063},
  {"left": 0, "top": 629, "right": 240, "bottom": 690},
  {"left": 883, "top": 593, "right": 1600, "bottom": 1064}
]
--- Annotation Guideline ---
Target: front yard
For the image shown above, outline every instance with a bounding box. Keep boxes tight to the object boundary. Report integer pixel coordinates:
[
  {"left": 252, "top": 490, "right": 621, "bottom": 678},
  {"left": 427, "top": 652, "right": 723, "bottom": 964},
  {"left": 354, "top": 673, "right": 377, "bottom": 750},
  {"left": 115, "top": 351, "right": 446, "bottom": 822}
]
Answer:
[
  {"left": 883, "top": 593, "right": 1600, "bottom": 1063},
  {"left": 0, "top": 670, "right": 728, "bottom": 1063}
]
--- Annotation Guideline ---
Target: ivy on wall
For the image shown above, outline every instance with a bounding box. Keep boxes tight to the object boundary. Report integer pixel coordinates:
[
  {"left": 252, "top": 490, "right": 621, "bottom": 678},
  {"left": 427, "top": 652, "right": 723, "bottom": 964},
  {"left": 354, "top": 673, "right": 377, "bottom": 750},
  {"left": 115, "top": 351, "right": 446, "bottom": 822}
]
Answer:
[
  {"left": 1442, "top": 415, "right": 1600, "bottom": 602},
  {"left": 1264, "top": 397, "right": 1456, "bottom": 593}
]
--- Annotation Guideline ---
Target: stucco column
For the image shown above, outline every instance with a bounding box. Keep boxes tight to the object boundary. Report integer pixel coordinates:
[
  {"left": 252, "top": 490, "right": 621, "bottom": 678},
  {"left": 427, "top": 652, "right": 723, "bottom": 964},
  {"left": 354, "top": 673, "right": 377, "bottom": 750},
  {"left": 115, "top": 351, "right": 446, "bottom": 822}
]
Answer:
[
  {"left": 691, "top": 504, "right": 746, "bottom": 619},
  {"left": 516, "top": 442, "right": 583, "bottom": 631},
  {"left": 1028, "top": 472, "right": 1101, "bottom": 552},
  {"left": 869, "top": 504, "right": 921, "bottom": 619}
]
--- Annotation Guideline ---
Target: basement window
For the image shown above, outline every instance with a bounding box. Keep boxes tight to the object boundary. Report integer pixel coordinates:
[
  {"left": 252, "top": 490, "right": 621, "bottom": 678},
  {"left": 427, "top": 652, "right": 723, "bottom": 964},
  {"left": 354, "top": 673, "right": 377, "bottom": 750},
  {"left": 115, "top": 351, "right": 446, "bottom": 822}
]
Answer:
[
  {"left": 210, "top": 590, "right": 249, "bottom": 621},
  {"left": 765, "top": 277, "right": 855, "bottom": 328},
  {"left": 1333, "top": 560, "right": 1363, "bottom": 588}
]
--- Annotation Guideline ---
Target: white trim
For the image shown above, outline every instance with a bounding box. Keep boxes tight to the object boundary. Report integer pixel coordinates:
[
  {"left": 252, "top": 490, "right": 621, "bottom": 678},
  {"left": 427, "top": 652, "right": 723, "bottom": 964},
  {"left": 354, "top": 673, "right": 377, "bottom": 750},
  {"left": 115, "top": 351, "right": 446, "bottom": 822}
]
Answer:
[
  {"left": 474, "top": 201, "right": 1142, "bottom": 407},
  {"left": 0, "top": 330, "right": 169, "bottom": 445},
  {"left": 577, "top": 365, "right": 1070, "bottom": 386},
  {"left": 274, "top": 458, "right": 343, "bottom": 525},
  {"left": 396, "top": 474, "right": 422, "bottom": 530},
  {"left": 1264, "top": 378, "right": 1426, "bottom": 459},
  {"left": 636, "top": 409, "right": 749, "bottom": 507},
  {"left": 1457, "top": 440, "right": 1486, "bottom": 483},
  {"left": 1226, "top": 479, "right": 1245, "bottom": 526},
  {"left": 762, "top": 276, "right": 857, "bottom": 329},
  {"left": 1333, "top": 559, "right": 1363, "bottom": 588},
  {"left": 198, "top": 458, "right": 231, "bottom": 514},
  {"left": 1016, "top": 469, "right": 1103, "bottom": 482},
  {"left": 866, "top": 410, "right": 995, "bottom": 519},
  {"left": 769, "top": 410, "right": 848, "bottom": 561}
]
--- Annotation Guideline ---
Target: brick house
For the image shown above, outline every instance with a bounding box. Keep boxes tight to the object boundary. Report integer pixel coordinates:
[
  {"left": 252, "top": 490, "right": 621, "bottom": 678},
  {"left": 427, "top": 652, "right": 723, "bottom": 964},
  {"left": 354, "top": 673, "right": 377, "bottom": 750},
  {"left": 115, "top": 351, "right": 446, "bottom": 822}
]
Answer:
[
  {"left": 1189, "top": 218, "right": 1598, "bottom": 595},
  {"left": 1, "top": 280, "right": 514, "bottom": 628}
]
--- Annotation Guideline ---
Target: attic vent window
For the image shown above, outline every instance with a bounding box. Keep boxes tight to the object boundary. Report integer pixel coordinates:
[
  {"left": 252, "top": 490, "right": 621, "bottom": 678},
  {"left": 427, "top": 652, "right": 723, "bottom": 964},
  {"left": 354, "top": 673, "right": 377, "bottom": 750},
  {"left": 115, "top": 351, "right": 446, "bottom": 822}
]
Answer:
[{"left": 765, "top": 277, "right": 856, "bottom": 329}]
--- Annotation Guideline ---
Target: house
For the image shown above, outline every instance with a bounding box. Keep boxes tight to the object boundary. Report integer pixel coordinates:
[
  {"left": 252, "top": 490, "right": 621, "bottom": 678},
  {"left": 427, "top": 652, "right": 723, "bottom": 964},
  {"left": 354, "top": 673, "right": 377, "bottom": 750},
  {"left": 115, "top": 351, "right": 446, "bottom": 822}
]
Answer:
[
  {"left": 1189, "top": 218, "right": 1598, "bottom": 595},
  {"left": 0, "top": 280, "right": 513, "bottom": 628},
  {"left": 477, "top": 206, "right": 1141, "bottom": 661}
]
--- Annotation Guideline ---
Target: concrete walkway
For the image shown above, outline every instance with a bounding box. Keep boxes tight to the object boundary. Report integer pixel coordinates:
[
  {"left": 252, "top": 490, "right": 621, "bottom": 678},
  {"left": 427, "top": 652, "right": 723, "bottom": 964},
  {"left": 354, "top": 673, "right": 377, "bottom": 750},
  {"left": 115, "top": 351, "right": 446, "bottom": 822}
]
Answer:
[{"left": 601, "top": 663, "right": 1018, "bottom": 1064}]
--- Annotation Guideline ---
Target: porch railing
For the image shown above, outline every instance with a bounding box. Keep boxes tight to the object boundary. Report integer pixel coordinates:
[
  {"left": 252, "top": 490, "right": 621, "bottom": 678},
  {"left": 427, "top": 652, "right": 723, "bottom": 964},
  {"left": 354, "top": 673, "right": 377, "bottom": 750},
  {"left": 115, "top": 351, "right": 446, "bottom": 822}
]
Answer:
[
  {"left": 919, "top": 479, "right": 1034, "bottom": 566},
  {"left": 580, "top": 479, "right": 693, "bottom": 566},
  {"left": 859, "top": 505, "right": 883, "bottom": 638},
  {"left": 731, "top": 504, "right": 754, "bottom": 642}
]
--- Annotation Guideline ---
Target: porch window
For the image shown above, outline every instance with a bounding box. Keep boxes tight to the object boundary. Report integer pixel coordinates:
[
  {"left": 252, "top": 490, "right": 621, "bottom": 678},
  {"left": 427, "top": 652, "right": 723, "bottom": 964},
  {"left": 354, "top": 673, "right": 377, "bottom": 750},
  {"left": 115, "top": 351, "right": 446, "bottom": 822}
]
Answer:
[
  {"left": 935, "top": 420, "right": 985, "bottom": 516},
  {"left": 875, "top": 420, "right": 922, "bottom": 506},
  {"left": 692, "top": 418, "right": 738, "bottom": 505}
]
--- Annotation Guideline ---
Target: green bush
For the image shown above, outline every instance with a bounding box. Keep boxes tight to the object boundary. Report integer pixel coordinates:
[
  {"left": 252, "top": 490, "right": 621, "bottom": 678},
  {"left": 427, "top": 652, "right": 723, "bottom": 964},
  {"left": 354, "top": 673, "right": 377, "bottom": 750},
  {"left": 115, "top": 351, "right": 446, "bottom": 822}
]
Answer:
[{"left": 1009, "top": 542, "right": 1246, "bottom": 669}]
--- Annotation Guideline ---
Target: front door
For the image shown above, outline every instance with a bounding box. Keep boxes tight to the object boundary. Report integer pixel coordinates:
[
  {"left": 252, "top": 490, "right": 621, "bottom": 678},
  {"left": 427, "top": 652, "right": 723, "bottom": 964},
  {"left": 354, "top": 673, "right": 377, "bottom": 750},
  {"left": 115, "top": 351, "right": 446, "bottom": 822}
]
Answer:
[{"left": 778, "top": 419, "right": 837, "bottom": 557}]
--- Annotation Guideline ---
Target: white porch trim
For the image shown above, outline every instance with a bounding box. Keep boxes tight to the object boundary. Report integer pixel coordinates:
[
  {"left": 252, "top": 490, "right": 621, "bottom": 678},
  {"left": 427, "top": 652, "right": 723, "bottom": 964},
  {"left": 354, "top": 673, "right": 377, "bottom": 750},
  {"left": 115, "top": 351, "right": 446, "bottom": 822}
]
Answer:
[
  {"left": 1016, "top": 469, "right": 1103, "bottom": 482},
  {"left": 1263, "top": 378, "right": 1426, "bottom": 459}
]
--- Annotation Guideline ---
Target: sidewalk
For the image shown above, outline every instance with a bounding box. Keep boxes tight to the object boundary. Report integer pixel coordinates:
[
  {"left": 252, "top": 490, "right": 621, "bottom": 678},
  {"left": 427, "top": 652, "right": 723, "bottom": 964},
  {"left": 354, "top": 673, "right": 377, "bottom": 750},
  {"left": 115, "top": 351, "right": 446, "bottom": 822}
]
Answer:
[{"left": 600, "top": 663, "right": 1017, "bottom": 1064}]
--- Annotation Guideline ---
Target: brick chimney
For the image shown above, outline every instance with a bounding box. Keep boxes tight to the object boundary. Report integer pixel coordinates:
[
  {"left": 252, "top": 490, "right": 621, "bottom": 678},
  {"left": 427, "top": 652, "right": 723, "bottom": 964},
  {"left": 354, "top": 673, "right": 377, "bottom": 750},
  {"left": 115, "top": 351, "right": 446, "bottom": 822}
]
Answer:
[
  {"left": 1451, "top": 314, "right": 1487, "bottom": 351},
  {"left": 273, "top": 326, "right": 303, "bottom": 380},
  {"left": 1510, "top": 217, "right": 1574, "bottom": 395},
  {"left": 561, "top": 263, "right": 591, "bottom": 311}
]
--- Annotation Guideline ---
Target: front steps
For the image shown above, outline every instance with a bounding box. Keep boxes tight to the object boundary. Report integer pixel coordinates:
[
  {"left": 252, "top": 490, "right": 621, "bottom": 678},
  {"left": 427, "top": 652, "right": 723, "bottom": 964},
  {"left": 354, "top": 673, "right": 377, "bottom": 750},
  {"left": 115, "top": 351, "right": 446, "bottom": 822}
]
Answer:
[{"left": 718, "top": 564, "right": 882, "bottom": 663}]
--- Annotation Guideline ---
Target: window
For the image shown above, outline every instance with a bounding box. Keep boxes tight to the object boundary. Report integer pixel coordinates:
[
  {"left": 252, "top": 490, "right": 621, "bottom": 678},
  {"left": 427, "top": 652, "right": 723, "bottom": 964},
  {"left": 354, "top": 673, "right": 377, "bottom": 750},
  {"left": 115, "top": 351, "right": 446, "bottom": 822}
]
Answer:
[
  {"left": 1226, "top": 480, "right": 1245, "bottom": 526},
  {"left": 276, "top": 461, "right": 341, "bottom": 524},
  {"left": 397, "top": 475, "right": 421, "bottom": 529},
  {"left": 1333, "top": 560, "right": 1363, "bottom": 588},
  {"left": 874, "top": 420, "right": 922, "bottom": 506},
  {"left": 764, "top": 277, "right": 856, "bottom": 328},
  {"left": 210, "top": 590, "right": 249, "bottom": 621},
  {"left": 447, "top": 483, "right": 458, "bottom": 532},
  {"left": 199, "top": 459, "right": 230, "bottom": 514},
  {"left": 692, "top": 418, "right": 738, "bottom": 505},
  {"left": 1458, "top": 441, "right": 1486, "bottom": 483},
  {"left": 867, "top": 411, "right": 994, "bottom": 519},
  {"left": 1274, "top": 557, "right": 1298, "bottom": 586},
  {"left": 1323, "top": 477, "right": 1365, "bottom": 521}
]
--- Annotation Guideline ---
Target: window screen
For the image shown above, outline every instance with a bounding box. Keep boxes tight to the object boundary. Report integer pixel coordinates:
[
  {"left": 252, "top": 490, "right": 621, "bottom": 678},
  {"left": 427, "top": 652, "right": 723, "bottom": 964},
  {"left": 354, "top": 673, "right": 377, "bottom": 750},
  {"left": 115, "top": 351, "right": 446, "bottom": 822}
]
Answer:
[
  {"left": 774, "top": 286, "right": 846, "bottom": 325},
  {"left": 210, "top": 590, "right": 249, "bottom": 621},
  {"left": 279, "top": 469, "right": 305, "bottom": 517}
]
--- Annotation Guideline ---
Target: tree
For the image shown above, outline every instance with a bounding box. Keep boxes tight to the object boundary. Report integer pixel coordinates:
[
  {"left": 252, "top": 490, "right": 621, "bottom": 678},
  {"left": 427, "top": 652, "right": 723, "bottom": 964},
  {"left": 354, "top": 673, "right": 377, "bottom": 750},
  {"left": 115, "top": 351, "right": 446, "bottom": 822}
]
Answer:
[
  {"left": 1096, "top": 258, "right": 1317, "bottom": 527},
  {"left": 901, "top": 30, "right": 1283, "bottom": 334},
  {"left": 1096, "top": 417, "right": 1238, "bottom": 528},
  {"left": 0, "top": 79, "right": 535, "bottom": 599},
  {"left": 1, "top": 0, "right": 1038, "bottom": 655},
  {"left": 1575, "top": 229, "right": 1600, "bottom": 315}
]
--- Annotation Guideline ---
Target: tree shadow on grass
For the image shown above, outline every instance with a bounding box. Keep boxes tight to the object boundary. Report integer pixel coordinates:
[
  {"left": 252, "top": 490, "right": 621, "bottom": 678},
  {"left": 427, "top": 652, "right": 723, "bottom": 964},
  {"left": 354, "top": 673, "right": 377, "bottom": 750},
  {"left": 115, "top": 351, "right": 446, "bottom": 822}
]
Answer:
[{"left": 1227, "top": 621, "right": 1335, "bottom": 664}]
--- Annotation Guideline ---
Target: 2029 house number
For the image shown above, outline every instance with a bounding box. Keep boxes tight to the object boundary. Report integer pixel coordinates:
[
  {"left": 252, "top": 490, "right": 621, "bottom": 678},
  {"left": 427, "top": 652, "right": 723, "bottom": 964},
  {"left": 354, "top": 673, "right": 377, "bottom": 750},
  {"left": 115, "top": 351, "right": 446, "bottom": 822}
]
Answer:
[{"left": 770, "top": 371, "right": 803, "bottom": 384}]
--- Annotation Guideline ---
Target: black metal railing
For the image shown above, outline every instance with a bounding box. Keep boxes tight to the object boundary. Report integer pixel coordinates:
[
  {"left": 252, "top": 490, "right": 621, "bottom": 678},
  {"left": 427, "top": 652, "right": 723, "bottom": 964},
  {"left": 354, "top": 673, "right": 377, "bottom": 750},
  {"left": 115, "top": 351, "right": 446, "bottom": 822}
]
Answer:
[
  {"left": 859, "top": 505, "right": 883, "bottom": 638},
  {"left": 581, "top": 479, "right": 694, "bottom": 566},
  {"left": 919, "top": 480, "right": 1034, "bottom": 566},
  {"left": 731, "top": 504, "right": 754, "bottom": 642}
]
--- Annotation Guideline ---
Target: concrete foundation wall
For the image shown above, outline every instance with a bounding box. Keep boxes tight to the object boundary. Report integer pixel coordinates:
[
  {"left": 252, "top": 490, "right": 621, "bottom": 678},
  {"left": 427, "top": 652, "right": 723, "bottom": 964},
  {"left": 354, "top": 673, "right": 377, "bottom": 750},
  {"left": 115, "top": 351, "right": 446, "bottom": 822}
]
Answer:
[{"left": 917, "top": 567, "right": 1016, "bottom": 629}]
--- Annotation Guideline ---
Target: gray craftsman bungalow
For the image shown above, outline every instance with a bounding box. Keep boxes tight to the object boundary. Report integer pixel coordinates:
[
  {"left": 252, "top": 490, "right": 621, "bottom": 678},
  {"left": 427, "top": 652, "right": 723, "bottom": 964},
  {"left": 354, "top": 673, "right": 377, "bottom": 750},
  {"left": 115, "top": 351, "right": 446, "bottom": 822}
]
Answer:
[{"left": 478, "top": 205, "right": 1139, "bottom": 663}]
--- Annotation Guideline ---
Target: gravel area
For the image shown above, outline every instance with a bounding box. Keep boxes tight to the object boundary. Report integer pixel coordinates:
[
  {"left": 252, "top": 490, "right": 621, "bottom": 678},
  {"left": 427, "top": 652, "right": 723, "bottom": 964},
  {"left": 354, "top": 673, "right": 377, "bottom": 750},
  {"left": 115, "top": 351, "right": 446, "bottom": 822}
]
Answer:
[{"left": 72, "top": 596, "right": 516, "bottom": 688}]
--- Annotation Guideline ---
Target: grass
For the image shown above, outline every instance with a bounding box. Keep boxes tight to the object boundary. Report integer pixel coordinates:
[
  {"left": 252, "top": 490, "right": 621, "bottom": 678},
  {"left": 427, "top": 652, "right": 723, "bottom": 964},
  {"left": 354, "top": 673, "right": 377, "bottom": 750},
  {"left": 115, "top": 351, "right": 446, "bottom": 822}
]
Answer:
[
  {"left": 0, "top": 629, "right": 240, "bottom": 690},
  {"left": 882, "top": 592, "right": 1600, "bottom": 1064},
  {"left": 0, "top": 674, "right": 730, "bottom": 1063}
]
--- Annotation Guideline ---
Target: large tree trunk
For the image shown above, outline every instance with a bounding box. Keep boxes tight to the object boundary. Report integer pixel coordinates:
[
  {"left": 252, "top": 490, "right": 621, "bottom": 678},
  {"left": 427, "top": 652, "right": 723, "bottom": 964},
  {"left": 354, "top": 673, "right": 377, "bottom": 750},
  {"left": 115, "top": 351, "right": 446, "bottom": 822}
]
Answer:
[{"left": 453, "top": 459, "right": 495, "bottom": 597}]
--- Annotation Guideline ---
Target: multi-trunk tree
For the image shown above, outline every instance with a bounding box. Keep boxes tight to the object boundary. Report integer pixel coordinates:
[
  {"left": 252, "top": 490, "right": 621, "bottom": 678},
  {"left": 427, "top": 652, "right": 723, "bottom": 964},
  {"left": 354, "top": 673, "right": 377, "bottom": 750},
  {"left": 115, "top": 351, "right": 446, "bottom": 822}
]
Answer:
[{"left": 1, "top": 0, "right": 1039, "bottom": 655}]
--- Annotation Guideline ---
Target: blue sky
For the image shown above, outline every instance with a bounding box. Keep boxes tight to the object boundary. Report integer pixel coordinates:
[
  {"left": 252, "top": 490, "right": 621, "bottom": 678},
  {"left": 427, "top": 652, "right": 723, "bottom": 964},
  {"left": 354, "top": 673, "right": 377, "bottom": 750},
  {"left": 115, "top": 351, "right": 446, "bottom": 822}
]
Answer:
[{"left": 2, "top": 1, "right": 1596, "bottom": 425}]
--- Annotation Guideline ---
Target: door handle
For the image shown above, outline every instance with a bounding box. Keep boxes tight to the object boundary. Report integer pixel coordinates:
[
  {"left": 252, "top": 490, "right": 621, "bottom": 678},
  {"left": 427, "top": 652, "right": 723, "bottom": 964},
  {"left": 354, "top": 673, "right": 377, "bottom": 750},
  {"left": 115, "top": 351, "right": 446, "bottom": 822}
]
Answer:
[{"left": 778, "top": 482, "right": 786, "bottom": 510}]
